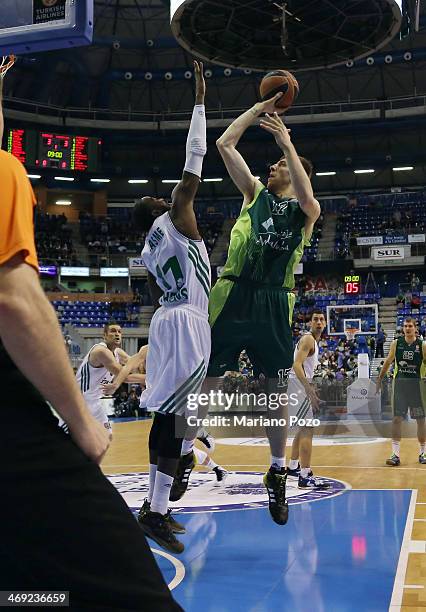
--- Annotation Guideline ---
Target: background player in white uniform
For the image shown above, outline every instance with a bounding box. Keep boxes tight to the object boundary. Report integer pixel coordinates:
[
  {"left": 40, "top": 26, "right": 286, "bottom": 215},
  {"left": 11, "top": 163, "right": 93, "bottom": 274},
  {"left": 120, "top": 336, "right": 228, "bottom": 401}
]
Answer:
[
  {"left": 103, "top": 346, "right": 227, "bottom": 483},
  {"left": 287, "top": 310, "right": 330, "bottom": 489},
  {"left": 131, "top": 61, "right": 210, "bottom": 554},
  {"left": 59, "top": 321, "right": 144, "bottom": 439}
]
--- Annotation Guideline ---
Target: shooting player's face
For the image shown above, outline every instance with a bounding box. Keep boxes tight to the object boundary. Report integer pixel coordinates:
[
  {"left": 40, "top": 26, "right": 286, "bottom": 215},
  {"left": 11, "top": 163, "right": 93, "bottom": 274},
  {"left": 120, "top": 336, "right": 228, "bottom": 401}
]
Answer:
[{"left": 267, "top": 157, "right": 290, "bottom": 192}]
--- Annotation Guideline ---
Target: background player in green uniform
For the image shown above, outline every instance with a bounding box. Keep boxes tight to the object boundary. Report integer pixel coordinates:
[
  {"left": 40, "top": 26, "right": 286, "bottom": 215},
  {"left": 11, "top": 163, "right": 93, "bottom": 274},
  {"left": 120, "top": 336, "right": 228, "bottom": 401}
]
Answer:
[
  {"left": 376, "top": 317, "right": 426, "bottom": 466},
  {"left": 211, "top": 94, "right": 321, "bottom": 525}
]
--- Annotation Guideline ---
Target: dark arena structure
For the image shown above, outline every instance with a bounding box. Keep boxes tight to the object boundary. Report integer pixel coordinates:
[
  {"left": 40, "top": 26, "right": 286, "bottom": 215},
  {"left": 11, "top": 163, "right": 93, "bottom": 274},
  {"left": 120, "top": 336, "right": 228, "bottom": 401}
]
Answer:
[{"left": 1, "top": 1, "right": 426, "bottom": 610}]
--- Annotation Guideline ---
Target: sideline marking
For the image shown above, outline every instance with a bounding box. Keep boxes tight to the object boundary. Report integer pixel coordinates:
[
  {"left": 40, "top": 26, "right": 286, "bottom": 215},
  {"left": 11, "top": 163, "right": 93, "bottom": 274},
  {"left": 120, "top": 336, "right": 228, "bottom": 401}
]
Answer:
[{"left": 390, "top": 489, "right": 418, "bottom": 609}]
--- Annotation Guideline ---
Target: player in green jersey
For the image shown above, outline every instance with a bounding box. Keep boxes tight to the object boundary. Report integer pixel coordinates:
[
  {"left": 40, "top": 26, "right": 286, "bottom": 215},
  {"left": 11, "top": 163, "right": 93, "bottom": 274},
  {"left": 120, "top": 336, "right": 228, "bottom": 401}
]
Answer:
[
  {"left": 376, "top": 317, "right": 426, "bottom": 466},
  {"left": 211, "top": 95, "right": 321, "bottom": 525}
]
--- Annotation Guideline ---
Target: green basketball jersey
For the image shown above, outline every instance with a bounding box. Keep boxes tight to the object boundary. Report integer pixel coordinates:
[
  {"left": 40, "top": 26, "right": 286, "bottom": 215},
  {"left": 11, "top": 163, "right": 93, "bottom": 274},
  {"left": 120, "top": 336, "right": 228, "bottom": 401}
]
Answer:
[
  {"left": 393, "top": 336, "right": 423, "bottom": 379},
  {"left": 220, "top": 183, "right": 309, "bottom": 288}
]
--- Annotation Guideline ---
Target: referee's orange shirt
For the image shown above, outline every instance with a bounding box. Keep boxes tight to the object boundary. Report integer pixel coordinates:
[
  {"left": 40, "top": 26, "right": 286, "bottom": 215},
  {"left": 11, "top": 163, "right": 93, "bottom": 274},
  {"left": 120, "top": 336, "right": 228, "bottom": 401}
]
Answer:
[{"left": 0, "top": 150, "right": 38, "bottom": 272}]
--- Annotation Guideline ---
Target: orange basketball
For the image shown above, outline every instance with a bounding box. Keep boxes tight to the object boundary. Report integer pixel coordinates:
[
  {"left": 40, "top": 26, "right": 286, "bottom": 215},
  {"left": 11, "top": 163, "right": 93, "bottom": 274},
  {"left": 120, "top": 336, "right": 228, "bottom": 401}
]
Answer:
[{"left": 259, "top": 70, "right": 299, "bottom": 111}]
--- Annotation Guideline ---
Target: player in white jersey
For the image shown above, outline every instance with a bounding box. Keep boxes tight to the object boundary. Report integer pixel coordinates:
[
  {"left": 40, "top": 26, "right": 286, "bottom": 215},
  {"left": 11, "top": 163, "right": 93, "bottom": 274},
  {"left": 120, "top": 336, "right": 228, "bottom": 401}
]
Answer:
[
  {"left": 130, "top": 61, "right": 210, "bottom": 554},
  {"left": 287, "top": 310, "right": 330, "bottom": 489},
  {"left": 59, "top": 321, "right": 144, "bottom": 439}
]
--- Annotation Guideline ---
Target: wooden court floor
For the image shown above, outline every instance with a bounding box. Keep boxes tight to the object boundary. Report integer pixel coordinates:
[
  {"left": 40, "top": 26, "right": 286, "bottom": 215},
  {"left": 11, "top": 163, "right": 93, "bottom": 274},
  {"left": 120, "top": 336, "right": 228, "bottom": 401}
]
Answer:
[{"left": 103, "top": 420, "right": 426, "bottom": 610}]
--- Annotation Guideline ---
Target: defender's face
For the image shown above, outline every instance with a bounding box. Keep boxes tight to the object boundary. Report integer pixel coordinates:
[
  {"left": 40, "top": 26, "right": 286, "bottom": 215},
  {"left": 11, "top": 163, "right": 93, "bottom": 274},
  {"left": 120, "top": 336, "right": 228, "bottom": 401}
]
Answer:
[
  {"left": 309, "top": 314, "right": 327, "bottom": 334},
  {"left": 140, "top": 196, "right": 170, "bottom": 213},
  {"left": 267, "top": 158, "right": 290, "bottom": 191},
  {"left": 104, "top": 325, "right": 122, "bottom": 347}
]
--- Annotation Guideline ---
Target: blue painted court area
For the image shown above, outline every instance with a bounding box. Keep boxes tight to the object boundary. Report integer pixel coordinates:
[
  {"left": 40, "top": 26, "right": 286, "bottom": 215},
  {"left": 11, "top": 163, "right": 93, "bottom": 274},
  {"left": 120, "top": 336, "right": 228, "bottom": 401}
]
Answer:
[{"left": 154, "top": 490, "right": 411, "bottom": 612}]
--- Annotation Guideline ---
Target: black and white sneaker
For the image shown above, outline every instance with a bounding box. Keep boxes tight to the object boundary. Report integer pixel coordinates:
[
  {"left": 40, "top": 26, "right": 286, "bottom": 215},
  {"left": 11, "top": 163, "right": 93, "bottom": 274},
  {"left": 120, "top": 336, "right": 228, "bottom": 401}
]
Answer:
[
  {"left": 263, "top": 466, "right": 289, "bottom": 526},
  {"left": 286, "top": 463, "right": 301, "bottom": 478},
  {"left": 213, "top": 466, "right": 228, "bottom": 483},
  {"left": 197, "top": 430, "right": 216, "bottom": 453},
  {"left": 170, "top": 451, "right": 195, "bottom": 502}
]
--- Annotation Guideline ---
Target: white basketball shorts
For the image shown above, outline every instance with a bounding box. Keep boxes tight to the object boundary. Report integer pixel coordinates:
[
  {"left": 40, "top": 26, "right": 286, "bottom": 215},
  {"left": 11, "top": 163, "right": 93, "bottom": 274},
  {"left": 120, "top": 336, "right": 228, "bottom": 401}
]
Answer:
[
  {"left": 287, "top": 377, "right": 314, "bottom": 422},
  {"left": 140, "top": 304, "right": 211, "bottom": 417},
  {"left": 58, "top": 399, "right": 112, "bottom": 434}
]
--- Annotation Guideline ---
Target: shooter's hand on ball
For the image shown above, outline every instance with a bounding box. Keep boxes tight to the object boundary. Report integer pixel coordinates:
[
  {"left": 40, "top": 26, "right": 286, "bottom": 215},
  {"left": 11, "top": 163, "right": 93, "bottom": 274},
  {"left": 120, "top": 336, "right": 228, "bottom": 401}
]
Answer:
[
  {"left": 255, "top": 92, "right": 285, "bottom": 115},
  {"left": 259, "top": 112, "right": 292, "bottom": 151},
  {"left": 194, "top": 60, "right": 205, "bottom": 104}
]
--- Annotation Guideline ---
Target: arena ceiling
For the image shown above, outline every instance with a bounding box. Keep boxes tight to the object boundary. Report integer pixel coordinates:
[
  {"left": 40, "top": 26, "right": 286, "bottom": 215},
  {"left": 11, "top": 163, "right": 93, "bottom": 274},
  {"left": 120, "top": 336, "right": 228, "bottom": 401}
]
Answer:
[{"left": 3, "top": 0, "right": 426, "bottom": 195}]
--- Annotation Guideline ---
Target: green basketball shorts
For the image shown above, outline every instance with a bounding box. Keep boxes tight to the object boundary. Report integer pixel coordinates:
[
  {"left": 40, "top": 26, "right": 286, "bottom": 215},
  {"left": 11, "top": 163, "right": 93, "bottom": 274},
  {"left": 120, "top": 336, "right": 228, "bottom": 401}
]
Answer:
[
  {"left": 392, "top": 378, "right": 425, "bottom": 419},
  {"left": 208, "top": 276, "right": 295, "bottom": 379}
]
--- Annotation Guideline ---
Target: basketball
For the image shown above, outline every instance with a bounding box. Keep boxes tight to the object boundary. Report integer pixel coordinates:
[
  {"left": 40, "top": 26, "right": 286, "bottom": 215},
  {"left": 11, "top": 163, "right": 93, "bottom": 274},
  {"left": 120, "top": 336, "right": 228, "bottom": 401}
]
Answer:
[{"left": 259, "top": 70, "right": 299, "bottom": 111}]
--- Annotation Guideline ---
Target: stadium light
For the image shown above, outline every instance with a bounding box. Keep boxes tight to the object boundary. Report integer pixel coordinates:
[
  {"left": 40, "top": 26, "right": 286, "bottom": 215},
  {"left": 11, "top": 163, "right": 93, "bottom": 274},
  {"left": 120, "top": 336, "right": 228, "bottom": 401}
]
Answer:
[
  {"left": 128, "top": 179, "right": 149, "bottom": 184},
  {"left": 54, "top": 176, "right": 74, "bottom": 182},
  {"left": 162, "top": 179, "right": 180, "bottom": 184},
  {"left": 315, "top": 171, "right": 336, "bottom": 176},
  {"left": 392, "top": 166, "right": 414, "bottom": 171},
  {"left": 27, "top": 174, "right": 41, "bottom": 179},
  {"left": 203, "top": 178, "right": 223, "bottom": 182},
  {"left": 55, "top": 200, "right": 72, "bottom": 206},
  {"left": 90, "top": 178, "right": 111, "bottom": 183},
  {"left": 354, "top": 169, "right": 374, "bottom": 174}
]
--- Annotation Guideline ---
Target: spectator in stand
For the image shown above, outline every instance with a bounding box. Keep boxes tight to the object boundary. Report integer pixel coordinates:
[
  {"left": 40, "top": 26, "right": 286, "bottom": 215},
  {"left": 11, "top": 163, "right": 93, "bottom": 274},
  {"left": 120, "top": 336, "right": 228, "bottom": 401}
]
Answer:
[
  {"left": 412, "top": 294, "right": 421, "bottom": 309},
  {"left": 376, "top": 326, "right": 386, "bottom": 358},
  {"left": 392, "top": 209, "right": 402, "bottom": 228},
  {"left": 368, "top": 335, "right": 376, "bottom": 359},
  {"left": 411, "top": 273, "right": 420, "bottom": 291},
  {"left": 127, "top": 389, "right": 141, "bottom": 417},
  {"left": 396, "top": 292, "right": 404, "bottom": 307}
]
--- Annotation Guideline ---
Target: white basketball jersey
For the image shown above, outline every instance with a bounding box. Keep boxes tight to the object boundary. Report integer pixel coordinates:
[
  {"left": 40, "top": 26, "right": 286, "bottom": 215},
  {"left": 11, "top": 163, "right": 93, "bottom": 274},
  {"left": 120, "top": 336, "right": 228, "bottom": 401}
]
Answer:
[
  {"left": 141, "top": 212, "right": 210, "bottom": 314},
  {"left": 76, "top": 342, "right": 121, "bottom": 404},
  {"left": 289, "top": 333, "right": 319, "bottom": 380}
]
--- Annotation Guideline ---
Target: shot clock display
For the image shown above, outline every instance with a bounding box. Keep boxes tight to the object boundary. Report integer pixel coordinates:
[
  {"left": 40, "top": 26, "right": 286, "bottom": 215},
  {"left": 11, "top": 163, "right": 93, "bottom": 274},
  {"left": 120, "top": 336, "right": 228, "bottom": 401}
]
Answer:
[
  {"left": 344, "top": 275, "right": 361, "bottom": 294},
  {"left": 6, "top": 129, "right": 101, "bottom": 172}
]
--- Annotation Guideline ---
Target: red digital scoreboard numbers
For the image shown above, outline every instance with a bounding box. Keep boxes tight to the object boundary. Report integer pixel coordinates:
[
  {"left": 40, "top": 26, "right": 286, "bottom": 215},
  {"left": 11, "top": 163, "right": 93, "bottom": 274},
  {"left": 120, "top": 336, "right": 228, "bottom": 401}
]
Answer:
[
  {"left": 7, "top": 129, "right": 26, "bottom": 164},
  {"left": 37, "top": 133, "right": 91, "bottom": 171},
  {"left": 344, "top": 275, "right": 361, "bottom": 294},
  {"left": 7, "top": 129, "right": 100, "bottom": 172}
]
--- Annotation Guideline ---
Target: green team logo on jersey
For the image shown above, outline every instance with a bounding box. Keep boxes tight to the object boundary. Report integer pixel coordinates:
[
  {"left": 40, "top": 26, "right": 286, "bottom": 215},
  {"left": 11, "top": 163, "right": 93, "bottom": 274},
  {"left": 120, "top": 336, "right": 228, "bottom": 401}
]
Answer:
[{"left": 157, "top": 255, "right": 189, "bottom": 304}]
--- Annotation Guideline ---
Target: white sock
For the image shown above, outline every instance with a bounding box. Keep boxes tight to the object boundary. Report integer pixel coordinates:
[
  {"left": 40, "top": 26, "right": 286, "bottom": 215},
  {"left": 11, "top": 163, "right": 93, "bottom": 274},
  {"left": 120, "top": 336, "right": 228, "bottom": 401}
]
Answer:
[
  {"left": 193, "top": 447, "right": 207, "bottom": 465},
  {"left": 181, "top": 438, "right": 195, "bottom": 456},
  {"left": 148, "top": 463, "right": 157, "bottom": 503},
  {"left": 271, "top": 456, "right": 286, "bottom": 469},
  {"left": 420, "top": 443, "right": 425, "bottom": 455},
  {"left": 150, "top": 470, "right": 173, "bottom": 516},
  {"left": 301, "top": 467, "right": 310, "bottom": 478},
  {"left": 289, "top": 459, "right": 299, "bottom": 470},
  {"left": 206, "top": 458, "right": 218, "bottom": 470},
  {"left": 392, "top": 441, "right": 400, "bottom": 457}
]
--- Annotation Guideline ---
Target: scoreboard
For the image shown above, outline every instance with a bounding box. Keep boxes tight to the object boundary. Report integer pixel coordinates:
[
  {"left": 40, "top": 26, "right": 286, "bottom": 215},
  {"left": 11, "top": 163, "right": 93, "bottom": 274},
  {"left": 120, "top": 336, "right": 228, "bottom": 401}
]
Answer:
[
  {"left": 7, "top": 129, "right": 101, "bottom": 172},
  {"left": 344, "top": 274, "right": 361, "bottom": 294}
]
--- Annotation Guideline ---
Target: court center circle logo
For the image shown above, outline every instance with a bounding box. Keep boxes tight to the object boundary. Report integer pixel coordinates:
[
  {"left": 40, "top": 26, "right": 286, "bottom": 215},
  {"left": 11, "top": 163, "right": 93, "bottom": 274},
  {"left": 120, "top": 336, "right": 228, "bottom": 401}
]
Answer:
[{"left": 108, "top": 471, "right": 349, "bottom": 514}]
